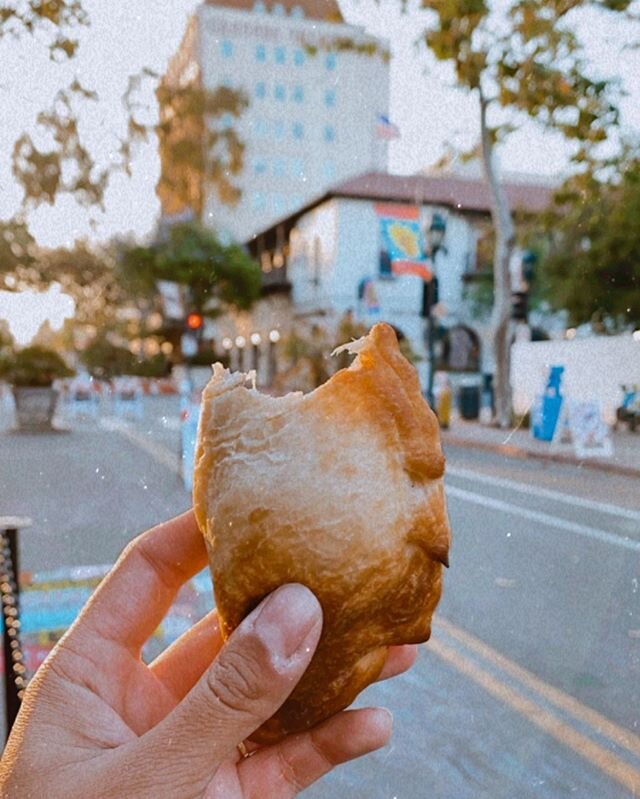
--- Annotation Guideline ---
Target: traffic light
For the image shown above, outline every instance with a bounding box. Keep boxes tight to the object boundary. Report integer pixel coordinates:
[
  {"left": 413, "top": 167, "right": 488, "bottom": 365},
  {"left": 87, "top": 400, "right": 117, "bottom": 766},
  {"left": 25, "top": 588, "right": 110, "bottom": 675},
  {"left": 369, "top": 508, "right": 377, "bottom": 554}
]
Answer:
[
  {"left": 511, "top": 291, "right": 528, "bottom": 322},
  {"left": 186, "top": 312, "right": 203, "bottom": 331}
]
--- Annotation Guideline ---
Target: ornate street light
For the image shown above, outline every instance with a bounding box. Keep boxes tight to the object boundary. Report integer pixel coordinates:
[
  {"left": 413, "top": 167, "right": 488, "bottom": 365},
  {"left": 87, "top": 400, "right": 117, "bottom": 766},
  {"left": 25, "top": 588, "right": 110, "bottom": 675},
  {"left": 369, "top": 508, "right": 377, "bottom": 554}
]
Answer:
[{"left": 423, "top": 213, "right": 447, "bottom": 408}]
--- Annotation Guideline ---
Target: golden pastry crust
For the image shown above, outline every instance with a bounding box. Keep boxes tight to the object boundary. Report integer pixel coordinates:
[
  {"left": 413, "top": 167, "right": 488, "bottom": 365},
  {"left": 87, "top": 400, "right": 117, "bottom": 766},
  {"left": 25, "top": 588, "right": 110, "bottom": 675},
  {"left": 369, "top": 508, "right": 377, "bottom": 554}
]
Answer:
[{"left": 193, "top": 322, "right": 450, "bottom": 743}]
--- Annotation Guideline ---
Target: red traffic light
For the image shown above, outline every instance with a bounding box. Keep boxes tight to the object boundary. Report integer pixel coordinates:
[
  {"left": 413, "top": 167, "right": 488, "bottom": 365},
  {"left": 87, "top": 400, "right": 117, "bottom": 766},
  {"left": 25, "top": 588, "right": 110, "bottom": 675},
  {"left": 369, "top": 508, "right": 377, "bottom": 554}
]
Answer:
[{"left": 186, "top": 312, "right": 203, "bottom": 330}]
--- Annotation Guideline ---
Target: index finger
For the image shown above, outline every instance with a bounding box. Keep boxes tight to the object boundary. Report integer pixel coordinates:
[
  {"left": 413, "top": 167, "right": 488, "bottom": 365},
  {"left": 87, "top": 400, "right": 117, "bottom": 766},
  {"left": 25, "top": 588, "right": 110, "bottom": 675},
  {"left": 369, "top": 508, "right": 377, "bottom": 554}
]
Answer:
[{"left": 69, "top": 511, "right": 208, "bottom": 654}]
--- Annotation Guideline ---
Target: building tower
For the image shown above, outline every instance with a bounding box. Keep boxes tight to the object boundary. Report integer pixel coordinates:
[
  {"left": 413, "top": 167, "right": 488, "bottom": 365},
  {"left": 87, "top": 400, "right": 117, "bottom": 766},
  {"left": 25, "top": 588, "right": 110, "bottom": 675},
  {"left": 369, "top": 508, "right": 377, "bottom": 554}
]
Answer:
[{"left": 160, "top": 0, "right": 391, "bottom": 243}]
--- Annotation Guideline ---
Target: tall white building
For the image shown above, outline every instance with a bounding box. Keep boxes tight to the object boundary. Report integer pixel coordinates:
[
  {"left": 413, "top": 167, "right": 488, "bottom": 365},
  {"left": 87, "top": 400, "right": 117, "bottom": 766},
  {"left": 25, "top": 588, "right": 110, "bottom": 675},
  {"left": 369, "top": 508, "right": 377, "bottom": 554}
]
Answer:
[{"left": 163, "top": 1, "right": 391, "bottom": 242}]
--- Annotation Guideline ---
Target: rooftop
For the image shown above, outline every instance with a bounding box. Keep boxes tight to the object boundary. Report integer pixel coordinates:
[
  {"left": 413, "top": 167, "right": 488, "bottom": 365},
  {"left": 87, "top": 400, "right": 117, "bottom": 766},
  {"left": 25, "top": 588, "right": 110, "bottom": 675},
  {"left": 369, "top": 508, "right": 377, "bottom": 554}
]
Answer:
[
  {"left": 328, "top": 171, "right": 555, "bottom": 215},
  {"left": 248, "top": 171, "right": 556, "bottom": 246},
  {"left": 204, "top": 0, "right": 344, "bottom": 22}
]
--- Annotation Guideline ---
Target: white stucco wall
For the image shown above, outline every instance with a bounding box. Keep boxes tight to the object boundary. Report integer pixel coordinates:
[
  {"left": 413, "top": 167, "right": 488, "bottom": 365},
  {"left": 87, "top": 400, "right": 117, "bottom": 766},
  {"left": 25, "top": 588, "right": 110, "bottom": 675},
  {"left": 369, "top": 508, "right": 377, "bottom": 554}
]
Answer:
[
  {"left": 511, "top": 335, "right": 640, "bottom": 423},
  {"left": 286, "top": 196, "right": 482, "bottom": 388}
]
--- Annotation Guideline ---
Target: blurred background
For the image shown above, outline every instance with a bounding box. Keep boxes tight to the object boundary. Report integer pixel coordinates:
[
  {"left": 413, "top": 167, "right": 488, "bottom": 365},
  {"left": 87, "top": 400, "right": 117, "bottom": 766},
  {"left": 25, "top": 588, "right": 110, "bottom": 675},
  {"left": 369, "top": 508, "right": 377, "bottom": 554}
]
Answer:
[{"left": 1, "top": 1, "right": 639, "bottom": 796}]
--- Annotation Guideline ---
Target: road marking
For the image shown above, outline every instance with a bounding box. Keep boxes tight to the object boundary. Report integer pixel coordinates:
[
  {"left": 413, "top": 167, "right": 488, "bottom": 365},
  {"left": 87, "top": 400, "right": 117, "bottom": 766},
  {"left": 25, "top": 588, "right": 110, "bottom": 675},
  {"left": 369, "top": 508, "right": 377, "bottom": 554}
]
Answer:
[
  {"left": 100, "top": 418, "right": 181, "bottom": 474},
  {"left": 428, "top": 635, "right": 640, "bottom": 794},
  {"left": 447, "top": 465, "right": 640, "bottom": 523},
  {"left": 447, "top": 485, "right": 640, "bottom": 553},
  {"left": 435, "top": 617, "right": 640, "bottom": 760}
]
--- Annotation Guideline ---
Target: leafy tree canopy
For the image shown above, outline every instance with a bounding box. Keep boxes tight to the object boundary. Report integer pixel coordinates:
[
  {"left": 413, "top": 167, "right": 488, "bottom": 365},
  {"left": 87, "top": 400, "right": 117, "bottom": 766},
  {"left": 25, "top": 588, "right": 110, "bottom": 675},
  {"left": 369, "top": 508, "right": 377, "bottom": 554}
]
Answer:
[
  {"left": 538, "top": 157, "right": 640, "bottom": 328},
  {"left": 118, "top": 222, "right": 262, "bottom": 315}
]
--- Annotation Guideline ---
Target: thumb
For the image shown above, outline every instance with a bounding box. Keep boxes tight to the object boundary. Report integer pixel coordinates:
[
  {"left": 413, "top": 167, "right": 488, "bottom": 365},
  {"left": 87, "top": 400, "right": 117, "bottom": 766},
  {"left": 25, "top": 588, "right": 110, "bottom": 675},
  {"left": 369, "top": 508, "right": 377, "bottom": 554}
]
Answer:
[{"left": 129, "top": 584, "right": 322, "bottom": 788}]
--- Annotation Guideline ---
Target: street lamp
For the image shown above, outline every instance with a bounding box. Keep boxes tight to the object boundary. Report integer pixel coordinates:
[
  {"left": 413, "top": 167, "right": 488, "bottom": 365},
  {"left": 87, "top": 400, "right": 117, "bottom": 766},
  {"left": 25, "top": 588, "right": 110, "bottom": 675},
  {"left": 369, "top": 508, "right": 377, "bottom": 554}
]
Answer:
[{"left": 423, "top": 213, "right": 447, "bottom": 407}]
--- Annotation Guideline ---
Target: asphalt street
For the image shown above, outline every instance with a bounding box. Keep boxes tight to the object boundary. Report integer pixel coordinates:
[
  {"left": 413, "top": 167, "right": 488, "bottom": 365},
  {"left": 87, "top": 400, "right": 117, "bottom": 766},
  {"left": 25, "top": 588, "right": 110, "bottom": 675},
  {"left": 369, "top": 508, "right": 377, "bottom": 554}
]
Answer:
[{"left": 1, "top": 395, "right": 639, "bottom": 797}]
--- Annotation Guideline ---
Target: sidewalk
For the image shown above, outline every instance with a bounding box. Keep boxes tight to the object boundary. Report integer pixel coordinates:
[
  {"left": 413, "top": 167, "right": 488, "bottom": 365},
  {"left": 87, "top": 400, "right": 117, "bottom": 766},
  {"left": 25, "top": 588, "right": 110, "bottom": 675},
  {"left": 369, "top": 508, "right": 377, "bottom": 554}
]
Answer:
[{"left": 442, "top": 420, "right": 640, "bottom": 478}]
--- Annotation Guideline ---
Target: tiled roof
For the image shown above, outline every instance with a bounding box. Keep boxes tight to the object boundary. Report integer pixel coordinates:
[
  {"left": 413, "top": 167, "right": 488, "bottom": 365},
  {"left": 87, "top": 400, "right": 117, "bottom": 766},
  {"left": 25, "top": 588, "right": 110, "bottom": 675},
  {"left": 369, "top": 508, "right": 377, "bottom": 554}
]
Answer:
[
  {"left": 248, "top": 171, "right": 555, "bottom": 245},
  {"left": 204, "top": 0, "right": 344, "bottom": 22},
  {"left": 329, "top": 171, "right": 554, "bottom": 215}
]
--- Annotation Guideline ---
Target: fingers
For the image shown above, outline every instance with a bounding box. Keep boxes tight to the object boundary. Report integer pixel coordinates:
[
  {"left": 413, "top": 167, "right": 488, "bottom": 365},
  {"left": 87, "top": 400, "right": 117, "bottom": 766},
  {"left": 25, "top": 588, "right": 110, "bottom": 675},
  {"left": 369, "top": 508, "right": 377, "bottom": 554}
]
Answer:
[
  {"left": 127, "top": 585, "right": 322, "bottom": 790},
  {"left": 69, "top": 511, "right": 207, "bottom": 654},
  {"left": 238, "top": 708, "right": 393, "bottom": 798},
  {"left": 149, "top": 609, "right": 223, "bottom": 701},
  {"left": 377, "top": 645, "right": 418, "bottom": 682}
]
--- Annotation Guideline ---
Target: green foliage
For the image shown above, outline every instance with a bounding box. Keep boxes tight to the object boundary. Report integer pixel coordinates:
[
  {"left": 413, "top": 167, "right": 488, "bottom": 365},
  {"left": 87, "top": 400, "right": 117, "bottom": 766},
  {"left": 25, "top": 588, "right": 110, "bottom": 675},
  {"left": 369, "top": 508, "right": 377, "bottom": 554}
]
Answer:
[
  {"left": 0, "top": 0, "right": 88, "bottom": 61},
  {"left": 0, "top": 346, "right": 74, "bottom": 387},
  {"left": 118, "top": 222, "right": 262, "bottom": 313},
  {"left": 80, "top": 338, "right": 169, "bottom": 379},
  {"left": 156, "top": 80, "right": 248, "bottom": 216},
  {"left": 538, "top": 158, "right": 640, "bottom": 327},
  {"left": 7, "top": 5, "right": 248, "bottom": 212},
  {"left": 421, "top": 0, "right": 624, "bottom": 151},
  {"left": 0, "top": 219, "right": 37, "bottom": 276}
]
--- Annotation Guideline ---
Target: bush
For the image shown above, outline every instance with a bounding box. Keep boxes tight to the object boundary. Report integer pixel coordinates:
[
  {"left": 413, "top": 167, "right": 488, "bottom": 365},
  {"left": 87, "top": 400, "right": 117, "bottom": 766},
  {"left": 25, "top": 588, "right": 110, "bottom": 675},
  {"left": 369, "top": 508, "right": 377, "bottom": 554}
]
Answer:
[
  {"left": 0, "top": 346, "right": 74, "bottom": 387},
  {"left": 81, "top": 339, "right": 170, "bottom": 379}
]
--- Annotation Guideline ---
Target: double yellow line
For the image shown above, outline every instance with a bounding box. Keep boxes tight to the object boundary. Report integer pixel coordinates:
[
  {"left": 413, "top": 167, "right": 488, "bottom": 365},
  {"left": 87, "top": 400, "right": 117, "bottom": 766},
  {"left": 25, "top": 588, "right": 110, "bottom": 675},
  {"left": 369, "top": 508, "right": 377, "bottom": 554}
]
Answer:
[{"left": 429, "top": 618, "right": 640, "bottom": 793}]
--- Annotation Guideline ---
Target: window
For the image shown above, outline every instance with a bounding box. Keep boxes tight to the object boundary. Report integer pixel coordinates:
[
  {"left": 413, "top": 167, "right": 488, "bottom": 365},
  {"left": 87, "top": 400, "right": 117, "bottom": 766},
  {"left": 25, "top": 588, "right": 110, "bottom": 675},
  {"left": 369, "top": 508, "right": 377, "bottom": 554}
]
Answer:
[
  {"left": 254, "top": 118, "right": 269, "bottom": 137},
  {"left": 273, "top": 2, "right": 285, "bottom": 15},
  {"left": 325, "top": 52, "right": 337, "bottom": 71},
  {"left": 255, "top": 81, "right": 267, "bottom": 99},
  {"left": 274, "top": 83, "right": 286, "bottom": 102},
  {"left": 253, "top": 156, "right": 267, "bottom": 176},
  {"left": 290, "top": 157, "right": 305, "bottom": 179},
  {"left": 292, "top": 85, "right": 304, "bottom": 103},
  {"left": 322, "top": 160, "right": 336, "bottom": 181},
  {"left": 219, "top": 112, "right": 234, "bottom": 130},
  {"left": 274, "top": 46, "right": 286, "bottom": 65},
  {"left": 251, "top": 192, "right": 267, "bottom": 211},
  {"left": 272, "top": 193, "right": 286, "bottom": 214},
  {"left": 293, "top": 48, "right": 305, "bottom": 66},
  {"left": 273, "top": 157, "right": 286, "bottom": 178},
  {"left": 292, "top": 121, "right": 304, "bottom": 140},
  {"left": 220, "top": 40, "right": 233, "bottom": 58},
  {"left": 220, "top": 75, "right": 234, "bottom": 88},
  {"left": 323, "top": 125, "right": 336, "bottom": 143},
  {"left": 274, "top": 120, "right": 286, "bottom": 139},
  {"left": 324, "top": 89, "right": 336, "bottom": 107},
  {"left": 291, "top": 5, "right": 305, "bottom": 18},
  {"left": 255, "top": 44, "right": 267, "bottom": 62},
  {"left": 253, "top": 1, "right": 266, "bottom": 11}
]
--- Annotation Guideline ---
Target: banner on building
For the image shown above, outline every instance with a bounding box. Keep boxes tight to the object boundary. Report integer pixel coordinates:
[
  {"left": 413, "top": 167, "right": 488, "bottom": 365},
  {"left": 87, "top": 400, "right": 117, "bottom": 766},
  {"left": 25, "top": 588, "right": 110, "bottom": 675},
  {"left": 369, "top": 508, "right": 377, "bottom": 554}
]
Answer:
[{"left": 375, "top": 205, "right": 432, "bottom": 282}]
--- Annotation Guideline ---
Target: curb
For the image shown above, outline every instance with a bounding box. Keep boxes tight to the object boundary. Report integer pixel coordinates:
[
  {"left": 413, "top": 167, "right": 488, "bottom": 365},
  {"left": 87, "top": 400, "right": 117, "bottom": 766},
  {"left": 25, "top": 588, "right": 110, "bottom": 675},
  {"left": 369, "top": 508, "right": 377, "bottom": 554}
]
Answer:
[{"left": 442, "top": 433, "right": 640, "bottom": 479}]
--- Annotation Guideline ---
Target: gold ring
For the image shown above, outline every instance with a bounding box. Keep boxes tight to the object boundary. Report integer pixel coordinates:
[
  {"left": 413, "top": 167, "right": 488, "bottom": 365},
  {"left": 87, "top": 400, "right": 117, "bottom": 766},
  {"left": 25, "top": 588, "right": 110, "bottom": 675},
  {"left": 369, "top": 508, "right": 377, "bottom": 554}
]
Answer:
[{"left": 237, "top": 741, "right": 250, "bottom": 759}]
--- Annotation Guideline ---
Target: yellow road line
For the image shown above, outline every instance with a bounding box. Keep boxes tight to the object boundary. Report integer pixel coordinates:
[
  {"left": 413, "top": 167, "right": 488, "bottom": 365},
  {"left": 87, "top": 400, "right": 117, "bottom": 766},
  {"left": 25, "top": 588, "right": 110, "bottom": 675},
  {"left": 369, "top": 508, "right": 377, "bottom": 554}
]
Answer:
[
  {"left": 435, "top": 617, "right": 640, "bottom": 760},
  {"left": 428, "top": 638, "right": 640, "bottom": 794}
]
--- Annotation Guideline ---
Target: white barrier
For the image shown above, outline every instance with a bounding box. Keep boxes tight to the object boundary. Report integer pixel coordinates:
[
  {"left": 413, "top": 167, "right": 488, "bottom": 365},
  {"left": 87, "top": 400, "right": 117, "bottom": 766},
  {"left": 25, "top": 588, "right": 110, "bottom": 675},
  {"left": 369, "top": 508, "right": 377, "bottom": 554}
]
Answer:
[{"left": 511, "top": 335, "right": 640, "bottom": 424}]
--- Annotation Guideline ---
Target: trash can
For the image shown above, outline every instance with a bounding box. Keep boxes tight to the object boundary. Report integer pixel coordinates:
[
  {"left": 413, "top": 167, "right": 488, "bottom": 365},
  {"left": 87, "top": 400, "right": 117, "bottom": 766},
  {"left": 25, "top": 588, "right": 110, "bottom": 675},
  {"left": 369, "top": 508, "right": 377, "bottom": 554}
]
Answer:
[{"left": 459, "top": 382, "right": 480, "bottom": 420}]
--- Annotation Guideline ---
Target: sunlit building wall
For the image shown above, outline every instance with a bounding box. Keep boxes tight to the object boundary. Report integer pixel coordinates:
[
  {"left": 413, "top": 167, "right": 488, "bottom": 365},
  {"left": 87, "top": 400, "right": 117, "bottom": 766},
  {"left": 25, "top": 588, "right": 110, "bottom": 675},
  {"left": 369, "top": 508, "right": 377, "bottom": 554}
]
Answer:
[{"left": 162, "top": 0, "right": 391, "bottom": 242}]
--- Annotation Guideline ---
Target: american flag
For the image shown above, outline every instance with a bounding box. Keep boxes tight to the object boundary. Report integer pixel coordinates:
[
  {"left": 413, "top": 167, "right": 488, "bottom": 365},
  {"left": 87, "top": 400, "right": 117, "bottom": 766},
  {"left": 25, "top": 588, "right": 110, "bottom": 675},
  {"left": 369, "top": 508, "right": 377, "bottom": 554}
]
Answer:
[{"left": 375, "top": 114, "right": 401, "bottom": 140}]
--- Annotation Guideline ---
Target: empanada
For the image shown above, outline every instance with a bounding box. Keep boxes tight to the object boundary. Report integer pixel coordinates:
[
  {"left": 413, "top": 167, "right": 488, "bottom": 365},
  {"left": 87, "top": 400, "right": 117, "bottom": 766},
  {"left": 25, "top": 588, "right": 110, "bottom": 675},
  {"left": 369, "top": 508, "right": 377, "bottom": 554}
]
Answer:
[{"left": 193, "top": 322, "right": 450, "bottom": 743}]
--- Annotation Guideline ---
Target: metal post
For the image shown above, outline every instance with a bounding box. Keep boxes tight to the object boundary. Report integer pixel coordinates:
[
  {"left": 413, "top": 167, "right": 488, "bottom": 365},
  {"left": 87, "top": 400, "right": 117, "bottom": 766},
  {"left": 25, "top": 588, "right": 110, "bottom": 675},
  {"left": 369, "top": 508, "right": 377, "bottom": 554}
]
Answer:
[{"left": 0, "top": 516, "right": 31, "bottom": 741}]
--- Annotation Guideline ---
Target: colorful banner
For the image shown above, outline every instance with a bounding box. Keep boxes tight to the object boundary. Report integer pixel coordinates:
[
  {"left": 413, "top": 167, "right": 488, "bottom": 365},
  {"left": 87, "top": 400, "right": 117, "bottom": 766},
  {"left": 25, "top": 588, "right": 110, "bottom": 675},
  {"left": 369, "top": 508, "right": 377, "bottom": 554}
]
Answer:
[{"left": 378, "top": 215, "right": 432, "bottom": 282}]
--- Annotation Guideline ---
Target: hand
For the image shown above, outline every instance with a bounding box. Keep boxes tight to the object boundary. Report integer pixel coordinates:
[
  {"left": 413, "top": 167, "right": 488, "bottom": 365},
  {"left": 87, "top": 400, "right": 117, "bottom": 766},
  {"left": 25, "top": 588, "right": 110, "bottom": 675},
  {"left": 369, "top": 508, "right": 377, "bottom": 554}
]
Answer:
[{"left": 0, "top": 512, "right": 417, "bottom": 798}]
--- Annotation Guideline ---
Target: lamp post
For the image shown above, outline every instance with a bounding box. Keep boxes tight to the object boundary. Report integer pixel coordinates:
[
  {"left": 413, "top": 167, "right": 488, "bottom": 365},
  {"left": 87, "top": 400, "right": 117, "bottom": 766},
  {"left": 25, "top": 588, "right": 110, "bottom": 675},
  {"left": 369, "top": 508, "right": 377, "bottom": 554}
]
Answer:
[{"left": 423, "top": 213, "right": 447, "bottom": 407}]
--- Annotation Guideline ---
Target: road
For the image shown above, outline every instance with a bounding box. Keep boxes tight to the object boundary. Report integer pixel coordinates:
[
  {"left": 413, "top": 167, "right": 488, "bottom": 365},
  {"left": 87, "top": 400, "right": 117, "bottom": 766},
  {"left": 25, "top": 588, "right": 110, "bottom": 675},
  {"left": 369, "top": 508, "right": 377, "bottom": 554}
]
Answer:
[{"left": 1, "top": 396, "right": 639, "bottom": 797}]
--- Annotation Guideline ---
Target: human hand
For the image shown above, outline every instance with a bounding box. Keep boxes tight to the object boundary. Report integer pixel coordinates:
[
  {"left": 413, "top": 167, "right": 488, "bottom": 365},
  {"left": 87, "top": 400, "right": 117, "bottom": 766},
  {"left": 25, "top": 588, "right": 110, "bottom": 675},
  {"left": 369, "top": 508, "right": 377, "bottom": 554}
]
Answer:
[{"left": 0, "top": 512, "right": 417, "bottom": 798}]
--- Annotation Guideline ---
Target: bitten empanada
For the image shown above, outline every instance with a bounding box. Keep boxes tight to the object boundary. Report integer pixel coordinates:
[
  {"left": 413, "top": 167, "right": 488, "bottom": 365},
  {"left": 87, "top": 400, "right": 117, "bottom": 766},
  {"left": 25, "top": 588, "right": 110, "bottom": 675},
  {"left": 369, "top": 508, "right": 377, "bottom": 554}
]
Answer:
[{"left": 193, "top": 322, "right": 450, "bottom": 743}]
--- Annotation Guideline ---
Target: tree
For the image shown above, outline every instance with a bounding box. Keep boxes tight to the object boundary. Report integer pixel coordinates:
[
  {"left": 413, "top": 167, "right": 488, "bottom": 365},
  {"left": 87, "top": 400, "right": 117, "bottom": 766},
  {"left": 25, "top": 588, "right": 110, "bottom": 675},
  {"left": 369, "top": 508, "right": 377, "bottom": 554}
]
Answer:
[
  {"left": 4, "top": 5, "right": 247, "bottom": 220},
  {"left": 118, "top": 221, "right": 262, "bottom": 320},
  {"left": 417, "top": 0, "right": 631, "bottom": 425},
  {"left": 539, "top": 157, "right": 640, "bottom": 328}
]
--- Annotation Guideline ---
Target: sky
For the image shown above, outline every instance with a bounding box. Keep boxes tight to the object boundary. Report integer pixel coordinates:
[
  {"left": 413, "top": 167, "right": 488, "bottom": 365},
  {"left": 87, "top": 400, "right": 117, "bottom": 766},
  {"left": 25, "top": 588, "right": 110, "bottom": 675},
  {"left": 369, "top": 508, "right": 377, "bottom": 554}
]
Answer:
[{"left": 1, "top": 0, "right": 639, "bottom": 249}]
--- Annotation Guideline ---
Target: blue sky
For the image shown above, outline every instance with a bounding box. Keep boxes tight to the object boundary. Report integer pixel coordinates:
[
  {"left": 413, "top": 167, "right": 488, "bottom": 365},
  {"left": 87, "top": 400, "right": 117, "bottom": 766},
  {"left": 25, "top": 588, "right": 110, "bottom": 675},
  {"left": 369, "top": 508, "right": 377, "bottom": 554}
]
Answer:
[{"left": 1, "top": 0, "right": 638, "bottom": 247}]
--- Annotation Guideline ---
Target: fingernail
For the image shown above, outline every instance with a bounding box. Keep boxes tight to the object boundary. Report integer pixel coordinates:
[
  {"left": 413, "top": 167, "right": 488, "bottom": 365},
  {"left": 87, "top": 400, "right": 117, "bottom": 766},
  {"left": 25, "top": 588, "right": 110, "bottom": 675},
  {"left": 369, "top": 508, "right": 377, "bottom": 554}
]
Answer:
[{"left": 254, "top": 584, "right": 322, "bottom": 662}]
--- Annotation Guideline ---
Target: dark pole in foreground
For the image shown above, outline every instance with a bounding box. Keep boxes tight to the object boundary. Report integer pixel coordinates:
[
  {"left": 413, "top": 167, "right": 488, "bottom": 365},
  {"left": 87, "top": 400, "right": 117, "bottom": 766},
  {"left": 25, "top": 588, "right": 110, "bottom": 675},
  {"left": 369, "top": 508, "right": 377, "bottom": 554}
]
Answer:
[{"left": 0, "top": 516, "right": 31, "bottom": 740}]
